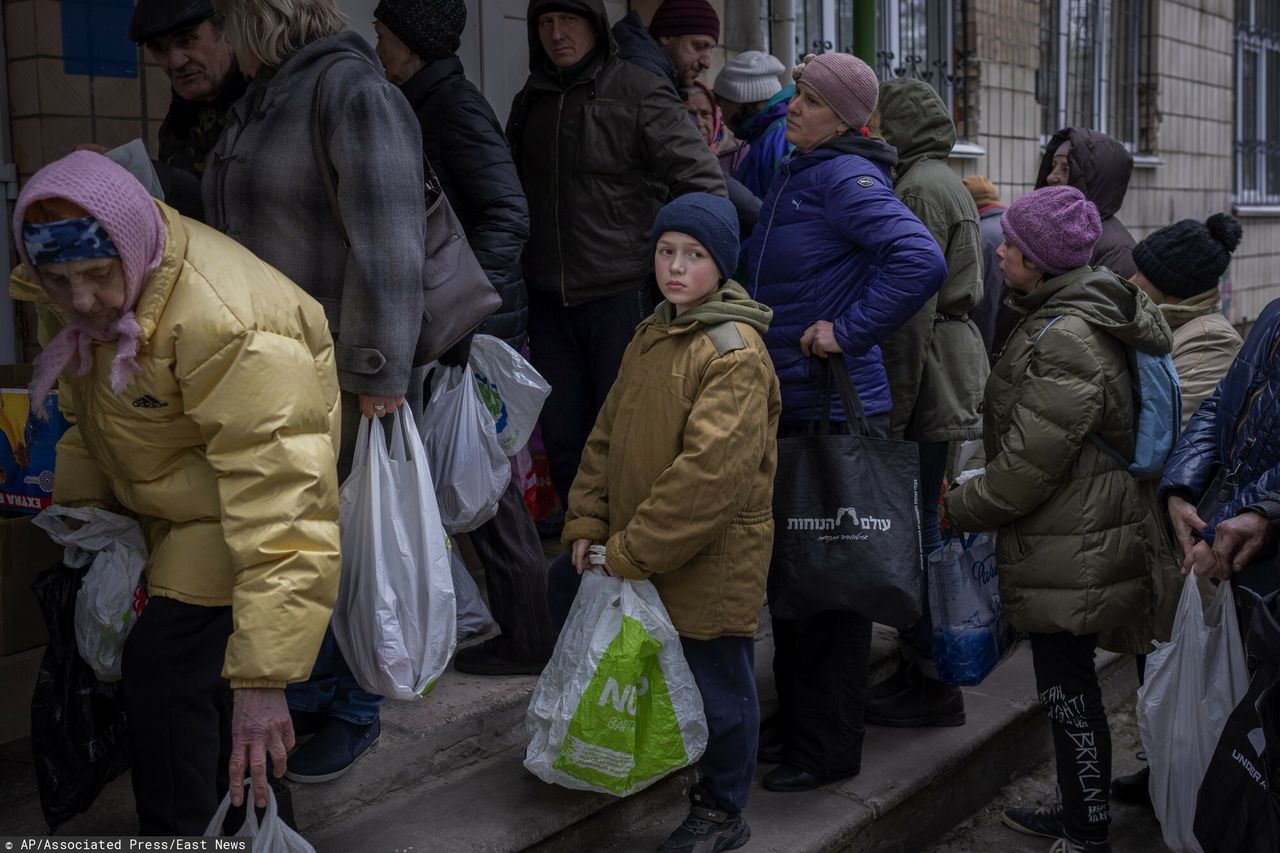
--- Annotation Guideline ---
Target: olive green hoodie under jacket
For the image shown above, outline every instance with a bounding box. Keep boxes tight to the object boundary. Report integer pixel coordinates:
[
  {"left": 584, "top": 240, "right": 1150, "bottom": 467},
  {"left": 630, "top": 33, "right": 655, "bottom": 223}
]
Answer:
[
  {"left": 562, "top": 282, "right": 782, "bottom": 639},
  {"left": 876, "top": 78, "right": 987, "bottom": 442},
  {"left": 946, "top": 268, "right": 1174, "bottom": 636}
]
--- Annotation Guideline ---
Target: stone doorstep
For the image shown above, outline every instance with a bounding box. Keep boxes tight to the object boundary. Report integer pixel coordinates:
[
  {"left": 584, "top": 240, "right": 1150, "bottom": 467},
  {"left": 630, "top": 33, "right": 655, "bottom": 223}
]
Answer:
[{"left": 309, "top": 645, "right": 1136, "bottom": 853}]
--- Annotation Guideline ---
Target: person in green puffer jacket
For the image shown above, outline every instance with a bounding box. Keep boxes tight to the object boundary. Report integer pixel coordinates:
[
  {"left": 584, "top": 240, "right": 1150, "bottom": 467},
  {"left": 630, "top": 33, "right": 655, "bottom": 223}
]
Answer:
[
  {"left": 869, "top": 77, "right": 988, "bottom": 729},
  {"left": 946, "top": 186, "right": 1173, "bottom": 853}
]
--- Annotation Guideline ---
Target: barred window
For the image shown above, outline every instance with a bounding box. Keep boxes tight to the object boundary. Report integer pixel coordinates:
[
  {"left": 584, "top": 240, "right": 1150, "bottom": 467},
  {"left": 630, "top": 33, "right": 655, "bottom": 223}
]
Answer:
[
  {"left": 1038, "top": 0, "right": 1155, "bottom": 151},
  {"left": 1236, "top": 0, "right": 1280, "bottom": 205},
  {"left": 869, "top": 0, "right": 977, "bottom": 142}
]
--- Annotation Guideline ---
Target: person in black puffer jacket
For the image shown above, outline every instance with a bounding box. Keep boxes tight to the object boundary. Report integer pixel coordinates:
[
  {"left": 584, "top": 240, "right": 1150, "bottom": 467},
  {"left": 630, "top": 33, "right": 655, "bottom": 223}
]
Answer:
[{"left": 373, "top": 0, "right": 559, "bottom": 678}]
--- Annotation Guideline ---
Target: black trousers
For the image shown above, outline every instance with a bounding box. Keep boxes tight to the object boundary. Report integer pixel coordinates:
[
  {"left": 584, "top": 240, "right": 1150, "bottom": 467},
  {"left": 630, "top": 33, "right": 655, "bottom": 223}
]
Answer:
[
  {"left": 526, "top": 287, "right": 652, "bottom": 506},
  {"left": 468, "top": 475, "right": 557, "bottom": 658},
  {"left": 1030, "top": 631, "right": 1111, "bottom": 844},
  {"left": 771, "top": 609, "right": 872, "bottom": 779},
  {"left": 122, "top": 597, "right": 234, "bottom": 835}
]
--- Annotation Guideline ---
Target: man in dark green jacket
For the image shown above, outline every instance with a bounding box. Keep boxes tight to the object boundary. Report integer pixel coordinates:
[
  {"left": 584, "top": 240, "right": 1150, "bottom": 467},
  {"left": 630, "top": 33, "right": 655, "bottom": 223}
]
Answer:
[
  {"left": 507, "top": 0, "right": 725, "bottom": 508},
  {"left": 869, "top": 77, "right": 988, "bottom": 729}
]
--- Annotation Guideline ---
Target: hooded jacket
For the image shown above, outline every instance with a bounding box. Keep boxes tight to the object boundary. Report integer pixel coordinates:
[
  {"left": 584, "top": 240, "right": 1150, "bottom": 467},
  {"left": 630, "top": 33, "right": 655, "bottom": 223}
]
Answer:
[
  {"left": 1162, "top": 298, "right": 1280, "bottom": 541},
  {"left": 507, "top": 0, "right": 725, "bottom": 307},
  {"left": 732, "top": 86, "right": 794, "bottom": 199},
  {"left": 877, "top": 78, "right": 987, "bottom": 442},
  {"left": 1036, "top": 128, "right": 1138, "bottom": 278},
  {"left": 400, "top": 57, "right": 530, "bottom": 347},
  {"left": 611, "top": 10, "right": 680, "bottom": 94},
  {"left": 947, "top": 268, "right": 1173, "bottom": 635},
  {"left": 10, "top": 202, "right": 341, "bottom": 689},
  {"left": 743, "top": 132, "right": 947, "bottom": 425},
  {"left": 203, "top": 31, "right": 426, "bottom": 398},
  {"left": 562, "top": 283, "right": 781, "bottom": 639},
  {"left": 1161, "top": 290, "right": 1242, "bottom": 428}
]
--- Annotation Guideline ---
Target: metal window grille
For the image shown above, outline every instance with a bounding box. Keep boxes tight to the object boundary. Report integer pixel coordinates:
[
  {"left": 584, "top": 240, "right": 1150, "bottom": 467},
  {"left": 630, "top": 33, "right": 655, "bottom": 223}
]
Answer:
[
  {"left": 872, "top": 0, "right": 976, "bottom": 142},
  {"left": 1038, "top": 0, "right": 1153, "bottom": 150},
  {"left": 1236, "top": 0, "right": 1280, "bottom": 205}
]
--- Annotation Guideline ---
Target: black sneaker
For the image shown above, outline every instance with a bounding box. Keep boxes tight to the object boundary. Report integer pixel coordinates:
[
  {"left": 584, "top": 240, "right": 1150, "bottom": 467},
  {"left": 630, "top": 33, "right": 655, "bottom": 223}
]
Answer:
[
  {"left": 867, "top": 657, "right": 917, "bottom": 701},
  {"left": 285, "top": 717, "right": 381, "bottom": 783},
  {"left": 656, "top": 806, "right": 750, "bottom": 853},
  {"left": 865, "top": 674, "right": 966, "bottom": 727},
  {"left": 1111, "top": 766, "right": 1152, "bottom": 808},
  {"left": 1002, "top": 804, "right": 1066, "bottom": 839},
  {"left": 1048, "top": 838, "right": 1112, "bottom": 853}
]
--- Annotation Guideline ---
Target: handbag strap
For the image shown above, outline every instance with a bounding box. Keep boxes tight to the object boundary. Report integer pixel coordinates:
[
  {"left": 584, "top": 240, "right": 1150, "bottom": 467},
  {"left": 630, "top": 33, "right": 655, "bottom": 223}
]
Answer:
[{"left": 816, "top": 353, "right": 872, "bottom": 436}]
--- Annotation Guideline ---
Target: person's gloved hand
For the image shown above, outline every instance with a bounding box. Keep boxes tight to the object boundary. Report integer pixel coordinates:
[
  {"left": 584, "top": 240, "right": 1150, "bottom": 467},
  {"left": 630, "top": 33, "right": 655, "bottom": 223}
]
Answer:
[{"left": 438, "top": 333, "right": 475, "bottom": 368}]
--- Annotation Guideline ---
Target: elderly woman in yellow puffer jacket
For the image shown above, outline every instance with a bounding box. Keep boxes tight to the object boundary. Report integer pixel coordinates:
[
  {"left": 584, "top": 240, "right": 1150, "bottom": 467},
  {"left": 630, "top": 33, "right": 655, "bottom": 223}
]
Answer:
[{"left": 10, "top": 151, "right": 341, "bottom": 835}]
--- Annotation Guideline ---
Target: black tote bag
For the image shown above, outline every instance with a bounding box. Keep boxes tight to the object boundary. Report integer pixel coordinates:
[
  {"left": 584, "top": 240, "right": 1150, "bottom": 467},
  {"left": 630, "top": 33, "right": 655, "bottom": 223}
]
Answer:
[{"left": 768, "top": 354, "right": 923, "bottom": 626}]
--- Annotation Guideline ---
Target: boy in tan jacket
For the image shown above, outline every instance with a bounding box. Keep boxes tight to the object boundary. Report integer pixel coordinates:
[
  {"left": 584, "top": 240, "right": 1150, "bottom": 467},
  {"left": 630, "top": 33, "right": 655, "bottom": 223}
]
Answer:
[{"left": 547, "top": 192, "right": 780, "bottom": 853}]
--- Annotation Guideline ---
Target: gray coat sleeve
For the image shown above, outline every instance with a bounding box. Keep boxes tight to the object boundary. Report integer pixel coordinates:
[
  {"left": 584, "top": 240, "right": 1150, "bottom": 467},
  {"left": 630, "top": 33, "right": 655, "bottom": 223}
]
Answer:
[{"left": 325, "top": 73, "right": 427, "bottom": 397}]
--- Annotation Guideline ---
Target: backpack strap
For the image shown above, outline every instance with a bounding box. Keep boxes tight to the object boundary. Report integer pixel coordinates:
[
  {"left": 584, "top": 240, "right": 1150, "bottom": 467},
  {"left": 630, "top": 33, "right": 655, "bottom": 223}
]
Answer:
[{"left": 703, "top": 321, "right": 746, "bottom": 356}]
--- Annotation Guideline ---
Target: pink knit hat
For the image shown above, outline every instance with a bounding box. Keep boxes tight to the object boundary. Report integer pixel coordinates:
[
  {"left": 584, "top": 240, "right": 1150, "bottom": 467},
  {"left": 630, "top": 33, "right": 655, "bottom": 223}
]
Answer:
[
  {"left": 13, "top": 151, "right": 167, "bottom": 411},
  {"left": 797, "top": 53, "right": 880, "bottom": 131},
  {"left": 1001, "top": 186, "right": 1102, "bottom": 277}
]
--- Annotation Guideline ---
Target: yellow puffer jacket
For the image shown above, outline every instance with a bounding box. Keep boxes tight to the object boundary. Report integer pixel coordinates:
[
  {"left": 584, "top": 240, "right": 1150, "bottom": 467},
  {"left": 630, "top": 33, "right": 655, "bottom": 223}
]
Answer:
[
  {"left": 10, "top": 202, "right": 341, "bottom": 689},
  {"left": 562, "top": 283, "right": 781, "bottom": 639}
]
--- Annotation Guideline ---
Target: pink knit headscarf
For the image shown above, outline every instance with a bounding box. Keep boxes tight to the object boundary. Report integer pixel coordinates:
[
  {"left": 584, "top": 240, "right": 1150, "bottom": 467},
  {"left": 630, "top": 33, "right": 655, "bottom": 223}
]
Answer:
[{"left": 14, "top": 151, "right": 167, "bottom": 411}]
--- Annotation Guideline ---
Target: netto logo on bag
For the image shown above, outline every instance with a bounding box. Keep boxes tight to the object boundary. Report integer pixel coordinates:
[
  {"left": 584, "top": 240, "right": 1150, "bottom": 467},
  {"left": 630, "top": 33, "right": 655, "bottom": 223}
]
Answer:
[
  {"left": 598, "top": 675, "right": 650, "bottom": 719},
  {"left": 786, "top": 506, "right": 894, "bottom": 542}
]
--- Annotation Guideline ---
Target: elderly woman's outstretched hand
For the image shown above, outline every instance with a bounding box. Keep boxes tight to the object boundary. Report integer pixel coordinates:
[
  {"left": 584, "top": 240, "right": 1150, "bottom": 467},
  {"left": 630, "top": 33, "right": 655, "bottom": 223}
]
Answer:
[
  {"left": 229, "top": 687, "right": 295, "bottom": 808},
  {"left": 800, "top": 321, "right": 843, "bottom": 358}
]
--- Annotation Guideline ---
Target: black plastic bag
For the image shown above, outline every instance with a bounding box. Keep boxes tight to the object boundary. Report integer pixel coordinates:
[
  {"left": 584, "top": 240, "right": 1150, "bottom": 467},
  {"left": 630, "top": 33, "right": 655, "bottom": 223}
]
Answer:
[
  {"left": 1194, "top": 590, "right": 1280, "bottom": 853},
  {"left": 30, "top": 563, "right": 130, "bottom": 831}
]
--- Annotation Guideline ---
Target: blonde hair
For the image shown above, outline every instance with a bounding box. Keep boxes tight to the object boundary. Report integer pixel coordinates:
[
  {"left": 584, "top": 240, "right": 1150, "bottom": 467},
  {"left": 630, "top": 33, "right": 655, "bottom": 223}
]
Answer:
[{"left": 214, "top": 0, "right": 347, "bottom": 69}]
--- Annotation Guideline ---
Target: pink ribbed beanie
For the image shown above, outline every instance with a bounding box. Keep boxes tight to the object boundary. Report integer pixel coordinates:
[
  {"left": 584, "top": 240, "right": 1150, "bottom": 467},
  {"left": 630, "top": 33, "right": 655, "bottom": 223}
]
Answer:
[
  {"left": 13, "top": 151, "right": 166, "bottom": 411},
  {"left": 797, "top": 52, "right": 879, "bottom": 131},
  {"left": 1001, "top": 186, "right": 1102, "bottom": 277}
]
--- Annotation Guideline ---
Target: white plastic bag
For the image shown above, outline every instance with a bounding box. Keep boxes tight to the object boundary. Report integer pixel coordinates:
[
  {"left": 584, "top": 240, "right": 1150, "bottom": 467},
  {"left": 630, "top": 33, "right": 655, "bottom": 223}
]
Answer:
[
  {"left": 204, "top": 780, "right": 315, "bottom": 852},
  {"left": 422, "top": 364, "right": 510, "bottom": 533},
  {"left": 1138, "top": 573, "right": 1249, "bottom": 852},
  {"left": 449, "top": 538, "right": 495, "bottom": 641},
  {"left": 524, "top": 571, "right": 707, "bottom": 797},
  {"left": 34, "top": 505, "right": 148, "bottom": 682},
  {"left": 469, "top": 335, "right": 551, "bottom": 454},
  {"left": 332, "top": 409, "right": 457, "bottom": 700}
]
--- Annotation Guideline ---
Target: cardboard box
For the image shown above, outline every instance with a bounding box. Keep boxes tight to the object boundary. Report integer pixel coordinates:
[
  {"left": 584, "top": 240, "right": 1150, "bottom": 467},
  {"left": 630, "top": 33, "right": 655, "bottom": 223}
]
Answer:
[
  {"left": 0, "top": 645, "right": 44, "bottom": 744},
  {"left": 0, "top": 514, "right": 62, "bottom": 655},
  {"left": 0, "top": 363, "right": 71, "bottom": 514}
]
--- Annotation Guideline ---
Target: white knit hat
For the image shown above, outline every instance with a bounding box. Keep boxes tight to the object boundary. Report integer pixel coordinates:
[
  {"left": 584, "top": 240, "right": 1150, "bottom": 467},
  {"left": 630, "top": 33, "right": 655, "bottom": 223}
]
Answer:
[{"left": 713, "top": 50, "right": 785, "bottom": 104}]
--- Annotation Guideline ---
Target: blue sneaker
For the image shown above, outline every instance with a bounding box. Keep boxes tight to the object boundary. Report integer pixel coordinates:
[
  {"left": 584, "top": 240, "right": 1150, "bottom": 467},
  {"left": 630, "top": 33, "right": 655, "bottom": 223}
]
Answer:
[{"left": 285, "top": 717, "right": 380, "bottom": 783}]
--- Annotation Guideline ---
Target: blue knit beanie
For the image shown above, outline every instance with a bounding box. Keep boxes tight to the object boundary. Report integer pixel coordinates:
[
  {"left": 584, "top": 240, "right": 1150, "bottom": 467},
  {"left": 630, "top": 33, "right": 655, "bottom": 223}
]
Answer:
[{"left": 650, "top": 193, "right": 739, "bottom": 280}]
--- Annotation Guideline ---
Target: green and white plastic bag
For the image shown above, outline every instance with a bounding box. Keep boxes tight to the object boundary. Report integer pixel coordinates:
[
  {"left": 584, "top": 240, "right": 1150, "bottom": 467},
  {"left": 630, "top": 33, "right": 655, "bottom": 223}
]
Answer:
[{"left": 524, "top": 571, "right": 707, "bottom": 796}]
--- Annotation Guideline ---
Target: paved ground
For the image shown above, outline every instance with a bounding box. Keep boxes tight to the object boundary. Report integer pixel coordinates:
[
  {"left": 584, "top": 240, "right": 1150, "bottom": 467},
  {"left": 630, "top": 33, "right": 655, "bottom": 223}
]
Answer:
[{"left": 925, "top": 702, "right": 1166, "bottom": 852}]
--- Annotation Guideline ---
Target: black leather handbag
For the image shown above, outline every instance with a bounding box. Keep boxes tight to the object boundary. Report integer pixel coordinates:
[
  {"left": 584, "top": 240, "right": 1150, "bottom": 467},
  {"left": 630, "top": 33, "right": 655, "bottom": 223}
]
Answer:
[{"left": 311, "top": 55, "right": 501, "bottom": 365}]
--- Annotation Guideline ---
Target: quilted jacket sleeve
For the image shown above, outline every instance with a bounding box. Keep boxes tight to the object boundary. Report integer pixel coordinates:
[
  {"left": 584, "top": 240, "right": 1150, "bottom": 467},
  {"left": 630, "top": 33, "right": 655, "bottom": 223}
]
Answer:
[
  {"left": 325, "top": 69, "right": 427, "bottom": 397},
  {"left": 179, "top": 325, "right": 341, "bottom": 689},
  {"left": 605, "top": 343, "right": 774, "bottom": 579},
  {"left": 823, "top": 173, "right": 947, "bottom": 356},
  {"left": 1158, "top": 390, "right": 1221, "bottom": 504},
  {"left": 947, "top": 322, "right": 1105, "bottom": 531}
]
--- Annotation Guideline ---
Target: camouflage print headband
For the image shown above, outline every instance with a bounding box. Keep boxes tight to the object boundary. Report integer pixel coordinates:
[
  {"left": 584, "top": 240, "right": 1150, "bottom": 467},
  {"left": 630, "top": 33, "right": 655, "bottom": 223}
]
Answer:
[{"left": 22, "top": 215, "right": 120, "bottom": 267}]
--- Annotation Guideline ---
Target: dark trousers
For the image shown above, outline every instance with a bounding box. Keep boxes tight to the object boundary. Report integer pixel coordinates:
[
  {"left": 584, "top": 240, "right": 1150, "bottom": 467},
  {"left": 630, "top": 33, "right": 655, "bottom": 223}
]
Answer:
[
  {"left": 771, "top": 610, "right": 872, "bottom": 779},
  {"left": 468, "top": 475, "right": 557, "bottom": 658},
  {"left": 1030, "top": 631, "right": 1110, "bottom": 844},
  {"left": 909, "top": 440, "right": 950, "bottom": 658},
  {"left": 527, "top": 288, "right": 652, "bottom": 506},
  {"left": 546, "top": 555, "right": 758, "bottom": 813},
  {"left": 122, "top": 598, "right": 232, "bottom": 834}
]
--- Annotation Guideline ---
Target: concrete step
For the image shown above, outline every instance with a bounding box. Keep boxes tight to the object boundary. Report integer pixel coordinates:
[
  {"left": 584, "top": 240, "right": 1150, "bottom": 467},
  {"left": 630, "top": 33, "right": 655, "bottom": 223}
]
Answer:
[{"left": 311, "top": 642, "right": 1136, "bottom": 853}]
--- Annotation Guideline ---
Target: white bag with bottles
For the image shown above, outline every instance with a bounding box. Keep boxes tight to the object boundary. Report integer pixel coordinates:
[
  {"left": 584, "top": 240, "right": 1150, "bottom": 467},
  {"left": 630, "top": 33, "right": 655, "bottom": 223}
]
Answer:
[
  {"left": 1137, "top": 573, "right": 1249, "bottom": 852},
  {"left": 332, "top": 409, "right": 456, "bottom": 700}
]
